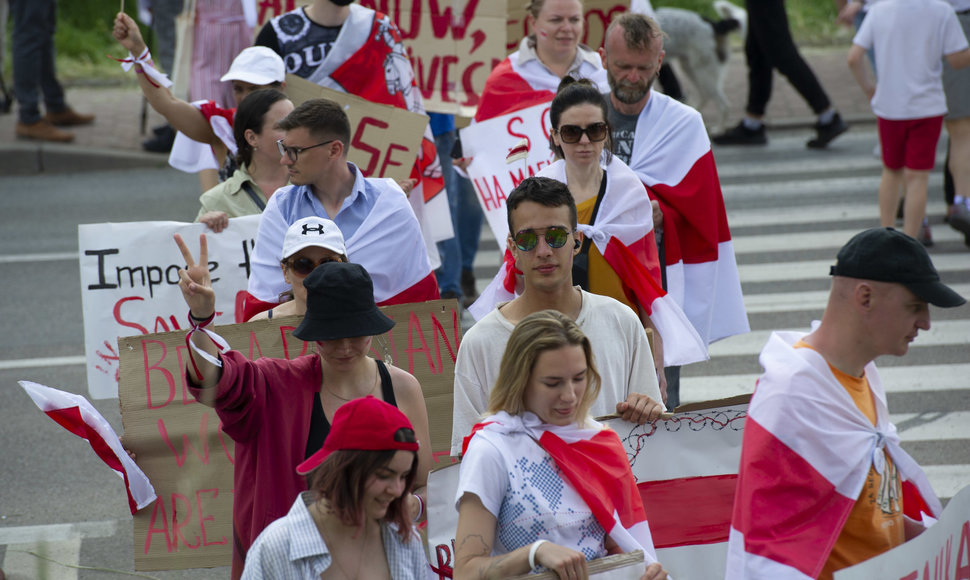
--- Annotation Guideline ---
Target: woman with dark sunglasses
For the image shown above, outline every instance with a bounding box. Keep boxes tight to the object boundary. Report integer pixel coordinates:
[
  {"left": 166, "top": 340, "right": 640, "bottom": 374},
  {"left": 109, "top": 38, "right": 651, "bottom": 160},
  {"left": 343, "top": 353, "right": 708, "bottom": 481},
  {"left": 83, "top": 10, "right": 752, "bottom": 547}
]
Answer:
[
  {"left": 537, "top": 77, "right": 709, "bottom": 397},
  {"left": 248, "top": 216, "right": 349, "bottom": 322}
]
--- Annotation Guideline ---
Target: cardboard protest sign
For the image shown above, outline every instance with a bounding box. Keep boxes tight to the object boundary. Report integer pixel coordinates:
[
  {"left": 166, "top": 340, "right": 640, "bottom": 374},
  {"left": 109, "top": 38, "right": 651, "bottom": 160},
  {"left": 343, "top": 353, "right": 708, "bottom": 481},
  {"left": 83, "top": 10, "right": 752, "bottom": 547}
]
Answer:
[
  {"left": 459, "top": 101, "right": 556, "bottom": 244},
  {"left": 256, "top": 1, "right": 507, "bottom": 116},
  {"left": 78, "top": 217, "right": 261, "bottom": 400},
  {"left": 120, "top": 300, "right": 460, "bottom": 570},
  {"left": 506, "top": 0, "right": 629, "bottom": 53},
  {"left": 284, "top": 75, "right": 428, "bottom": 183},
  {"left": 834, "top": 483, "right": 970, "bottom": 580},
  {"left": 426, "top": 396, "right": 749, "bottom": 579}
]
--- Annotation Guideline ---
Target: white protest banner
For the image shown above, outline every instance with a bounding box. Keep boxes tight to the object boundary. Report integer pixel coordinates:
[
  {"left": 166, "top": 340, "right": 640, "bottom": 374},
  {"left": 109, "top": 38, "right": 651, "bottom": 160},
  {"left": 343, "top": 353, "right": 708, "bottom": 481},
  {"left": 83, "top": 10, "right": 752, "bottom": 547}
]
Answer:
[
  {"left": 255, "top": 0, "right": 507, "bottom": 116},
  {"left": 426, "top": 396, "right": 749, "bottom": 579},
  {"left": 834, "top": 483, "right": 970, "bottom": 580},
  {"left": 284, "top": 75, "right": 429, "bottom": 183},
  {"left": 121, "top": 300, "right": 461, "bottom": 570},
  {"left": 460, "top": 101, "right": 556, "bottom": 244},
  {"left": 79, "top": 217, "right": 260, "bottom": 400}
]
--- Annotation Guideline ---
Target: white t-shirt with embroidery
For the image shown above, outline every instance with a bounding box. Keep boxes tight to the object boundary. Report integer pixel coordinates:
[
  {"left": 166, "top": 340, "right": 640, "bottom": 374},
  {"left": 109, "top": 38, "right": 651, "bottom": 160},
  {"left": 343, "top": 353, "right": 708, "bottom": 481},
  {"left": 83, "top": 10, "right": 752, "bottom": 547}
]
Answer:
[{"left": 455, "top": 412, "right": 608, "bottom": 561}]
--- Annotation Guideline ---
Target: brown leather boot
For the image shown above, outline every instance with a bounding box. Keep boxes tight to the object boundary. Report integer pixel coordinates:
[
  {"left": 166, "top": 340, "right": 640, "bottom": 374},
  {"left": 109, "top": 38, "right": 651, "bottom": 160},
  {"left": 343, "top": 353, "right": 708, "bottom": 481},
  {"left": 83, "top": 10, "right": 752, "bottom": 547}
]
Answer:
[
  {"left": 45, "top": 107, "right": 95, "bottom": 126},
  {"left": 16, "top": 119, "right": 75, "bottom": 142}
]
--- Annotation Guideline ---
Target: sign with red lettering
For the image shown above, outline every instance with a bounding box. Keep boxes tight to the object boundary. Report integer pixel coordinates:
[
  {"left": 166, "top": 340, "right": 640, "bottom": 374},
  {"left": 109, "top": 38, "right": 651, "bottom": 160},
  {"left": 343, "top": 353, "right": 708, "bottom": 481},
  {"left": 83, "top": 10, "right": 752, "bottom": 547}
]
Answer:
[
  {"left": 257, "top": 1, "right": 505, "bottom": 116},
  {"left": 78, "top": 217, "right": 261, "bottom": 400},
  {"left": 834, "top": 483, "right": 970, "bottom": 580},
  {"left": 120, "top": 301, "right": 461, "bottom": 570},
  {"left": 459, "top": 101, "right": 555, "bottom": 244},
  {"left": 284, "top": 74, "right": 427, "bottom": 183},
  {"left": 427, "top": 396, "right": 749, "bottom": 579},
  {"left": 256, "top": 1, "right": 627, "bottom": 116}
]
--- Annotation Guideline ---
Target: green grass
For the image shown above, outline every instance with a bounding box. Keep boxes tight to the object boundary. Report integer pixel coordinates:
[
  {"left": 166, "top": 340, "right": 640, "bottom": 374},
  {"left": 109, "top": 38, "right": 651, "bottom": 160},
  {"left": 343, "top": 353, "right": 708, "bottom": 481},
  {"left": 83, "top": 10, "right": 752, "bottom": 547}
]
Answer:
[{"left": 4, "top": 0, "right": 844, "bottom": 84}]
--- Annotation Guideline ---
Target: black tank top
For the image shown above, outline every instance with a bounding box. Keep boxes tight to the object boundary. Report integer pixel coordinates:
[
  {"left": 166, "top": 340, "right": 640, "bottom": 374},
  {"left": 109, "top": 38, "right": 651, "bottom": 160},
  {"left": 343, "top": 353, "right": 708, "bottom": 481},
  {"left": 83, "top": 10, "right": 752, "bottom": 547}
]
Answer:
[{"left": 304, "top": 359, "right": 397, "bottom": 459}]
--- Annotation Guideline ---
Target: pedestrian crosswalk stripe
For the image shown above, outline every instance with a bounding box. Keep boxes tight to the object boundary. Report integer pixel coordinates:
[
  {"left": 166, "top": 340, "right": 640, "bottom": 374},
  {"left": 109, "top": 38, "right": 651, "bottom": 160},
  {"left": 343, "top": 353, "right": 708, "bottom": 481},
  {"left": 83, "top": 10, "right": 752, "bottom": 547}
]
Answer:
[{"left": 681, "top": 364, "right": 970, "bottom": 401}]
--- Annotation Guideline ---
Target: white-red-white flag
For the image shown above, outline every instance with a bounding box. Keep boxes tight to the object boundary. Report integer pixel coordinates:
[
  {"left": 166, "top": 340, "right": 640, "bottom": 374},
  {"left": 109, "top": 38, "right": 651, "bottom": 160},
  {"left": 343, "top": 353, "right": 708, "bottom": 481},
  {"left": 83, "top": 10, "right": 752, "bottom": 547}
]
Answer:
[
  {"left": 626, "top": 91, "right": 748, "bottom": 346},
  {"left": 19, "top": 380, "right": 156, "bottom": 514},
  {"left": 726, "top": 332, "right": 940, "bottom": 579}
]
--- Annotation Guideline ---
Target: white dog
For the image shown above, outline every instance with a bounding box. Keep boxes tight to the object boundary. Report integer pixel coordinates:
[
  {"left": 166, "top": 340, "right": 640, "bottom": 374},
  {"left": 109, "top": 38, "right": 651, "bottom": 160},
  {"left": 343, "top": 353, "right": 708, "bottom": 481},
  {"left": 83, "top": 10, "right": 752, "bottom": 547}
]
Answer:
[{"left": 655, "top": 1, "right": 747, "bottom": 132}]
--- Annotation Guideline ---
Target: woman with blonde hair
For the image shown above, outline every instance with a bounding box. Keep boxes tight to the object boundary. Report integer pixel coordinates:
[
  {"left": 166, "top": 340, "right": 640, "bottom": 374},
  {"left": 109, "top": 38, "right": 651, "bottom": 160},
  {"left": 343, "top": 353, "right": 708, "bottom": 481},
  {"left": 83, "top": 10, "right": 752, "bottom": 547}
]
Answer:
[{"left": 453, "top": 310, "right": 667, "bottom": 580}]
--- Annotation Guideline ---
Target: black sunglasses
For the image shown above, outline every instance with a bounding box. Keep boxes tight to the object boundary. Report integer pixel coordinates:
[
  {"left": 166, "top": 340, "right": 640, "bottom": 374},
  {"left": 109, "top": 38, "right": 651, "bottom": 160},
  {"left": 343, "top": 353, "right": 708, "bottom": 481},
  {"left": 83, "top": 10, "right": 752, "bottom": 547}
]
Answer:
[
  {"left": 276, "top": 138, "right": 336, "bottom": 162},
  {"left": 285, "top": 255, "right": 343, "bottom": 276},
  {"left": 556, "top": 122, "right": 609, "bottom": 144},
  {"left": 513, "top": 226, "right": 571, "bottom": 251}
]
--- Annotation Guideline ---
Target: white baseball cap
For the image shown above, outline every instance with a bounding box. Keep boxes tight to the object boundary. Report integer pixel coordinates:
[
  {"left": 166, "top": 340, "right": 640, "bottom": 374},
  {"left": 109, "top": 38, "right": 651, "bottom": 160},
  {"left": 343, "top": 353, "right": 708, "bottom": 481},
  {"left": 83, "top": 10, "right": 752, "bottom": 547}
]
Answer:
[
  {"left": 281, "top": 217, "right": 347, "bottom": 260},
  {"left": 220, "top": 46, "right": 285, "bottom": 86}
]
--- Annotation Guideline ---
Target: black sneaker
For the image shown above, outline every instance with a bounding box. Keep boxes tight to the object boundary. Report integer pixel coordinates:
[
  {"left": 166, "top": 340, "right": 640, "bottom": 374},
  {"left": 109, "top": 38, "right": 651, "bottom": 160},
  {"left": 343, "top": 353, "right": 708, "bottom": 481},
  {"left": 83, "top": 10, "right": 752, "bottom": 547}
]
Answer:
[
  {"left": 807, "top": 113, "right": 848, "bottom": 149},
  {"left": 712, "top": 121, "right": 767, "bottom": 146}
]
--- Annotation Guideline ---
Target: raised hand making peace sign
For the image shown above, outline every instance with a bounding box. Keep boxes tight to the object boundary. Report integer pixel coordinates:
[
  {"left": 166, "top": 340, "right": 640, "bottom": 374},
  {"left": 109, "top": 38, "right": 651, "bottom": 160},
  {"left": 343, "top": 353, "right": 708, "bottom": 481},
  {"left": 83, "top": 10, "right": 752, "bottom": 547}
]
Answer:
[{"left": 174, "top": 233, "right": 217, "bottom": 320}]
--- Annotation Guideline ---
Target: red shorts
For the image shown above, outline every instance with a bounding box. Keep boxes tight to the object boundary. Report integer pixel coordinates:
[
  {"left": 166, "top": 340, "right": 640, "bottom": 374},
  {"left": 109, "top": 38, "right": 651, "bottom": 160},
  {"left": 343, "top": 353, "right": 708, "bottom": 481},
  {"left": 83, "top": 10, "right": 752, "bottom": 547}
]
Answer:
[{"left": 877, "top": 116, "right": 944, "bottom": 171}]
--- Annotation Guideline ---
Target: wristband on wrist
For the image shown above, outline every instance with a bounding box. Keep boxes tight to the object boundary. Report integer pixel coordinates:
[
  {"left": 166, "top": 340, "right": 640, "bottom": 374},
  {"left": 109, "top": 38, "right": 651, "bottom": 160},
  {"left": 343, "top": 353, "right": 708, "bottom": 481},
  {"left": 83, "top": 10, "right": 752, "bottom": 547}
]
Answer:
[
  {"left": 528, "top": 539, "right": 548, "bottom": 570},
  {"left": 412, "top": 493, "right": 425, "bottom": 522},
  {"left": 185, "top": 310, "right": 228, "bottom": 382}
]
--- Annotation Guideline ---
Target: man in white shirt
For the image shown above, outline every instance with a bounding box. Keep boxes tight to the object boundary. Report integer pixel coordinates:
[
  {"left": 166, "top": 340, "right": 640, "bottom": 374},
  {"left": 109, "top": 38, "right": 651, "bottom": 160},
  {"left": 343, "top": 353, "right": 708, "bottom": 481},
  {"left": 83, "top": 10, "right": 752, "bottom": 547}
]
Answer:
[{"left": 451, "top": 176, "right": 664, "bottom": 456}]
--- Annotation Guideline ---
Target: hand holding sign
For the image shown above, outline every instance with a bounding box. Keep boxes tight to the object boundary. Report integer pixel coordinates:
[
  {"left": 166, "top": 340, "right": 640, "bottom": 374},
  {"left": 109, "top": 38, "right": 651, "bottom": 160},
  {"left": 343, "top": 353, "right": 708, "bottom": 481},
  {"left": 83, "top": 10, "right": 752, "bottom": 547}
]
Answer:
[{"left": 174, "top": 233, "right": 215, "bottom": 319}]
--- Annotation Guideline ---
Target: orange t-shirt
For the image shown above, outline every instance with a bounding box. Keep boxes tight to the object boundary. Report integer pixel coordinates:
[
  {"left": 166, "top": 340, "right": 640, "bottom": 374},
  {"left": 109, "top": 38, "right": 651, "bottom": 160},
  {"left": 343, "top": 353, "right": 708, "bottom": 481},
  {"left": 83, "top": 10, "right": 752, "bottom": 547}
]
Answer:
[
  {"left": 576, "top": 197, "right": 636, "bottom": 313},
  {"left": 794, "top": 341, "right": 904, "bottom": 579}
]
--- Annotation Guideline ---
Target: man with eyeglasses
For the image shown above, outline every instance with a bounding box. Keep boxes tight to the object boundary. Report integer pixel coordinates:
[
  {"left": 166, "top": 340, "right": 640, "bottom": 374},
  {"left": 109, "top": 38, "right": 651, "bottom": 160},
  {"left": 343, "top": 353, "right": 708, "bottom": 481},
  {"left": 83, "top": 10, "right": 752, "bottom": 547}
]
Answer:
[
  {"left": 450, "top": 176, "right": 664, "bottom": 456},
  {"left": 600, "top": 12, "right": 749, "bottom": 408},
  {"left": 244, "top": 98, "right": 439, "bottom": 319},
  {"left": 256, "top": 0, "right": 452, "bottom": 276}
]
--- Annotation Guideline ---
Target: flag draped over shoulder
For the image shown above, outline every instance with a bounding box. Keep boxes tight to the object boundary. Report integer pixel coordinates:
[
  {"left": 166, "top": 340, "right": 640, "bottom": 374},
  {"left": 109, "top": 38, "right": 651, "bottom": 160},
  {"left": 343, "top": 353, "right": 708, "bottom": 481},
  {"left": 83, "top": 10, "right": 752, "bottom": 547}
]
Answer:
[
  {"left": 344, "top": 179, "right": 441, "bottom": 306},
  {"left": 19, "top": 381, "right": 156, "bottom": 515},
  {"left": 542, "top": 159, "right": 707, "bottom": 366},
  {"left": 467, "top": 412, "right": 659, "bottom": 564},
  {"left": 626, "top": 90, "right": 748, "bottom": 346},
  {"left": 323, "top": 5, "right": 451, "bottom": 257},
  {"left": 467, "top": 158, "right": 707, "bottom": 366},
  {"left": 726, "top": 332, "right": 940, "bottom": 579},
  {"left": 473, "top": 40, "right": 609, "bottom": 123}
]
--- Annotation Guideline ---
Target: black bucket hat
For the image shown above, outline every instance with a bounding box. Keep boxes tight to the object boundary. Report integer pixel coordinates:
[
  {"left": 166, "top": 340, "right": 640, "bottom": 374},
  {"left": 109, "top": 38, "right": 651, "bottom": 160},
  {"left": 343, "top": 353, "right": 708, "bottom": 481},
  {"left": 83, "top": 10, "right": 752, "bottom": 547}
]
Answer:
[
  {"left": 830, "top": 227, "right": 965, "bottom": 308},
  {"left": 292, "top": 262, "right": 396, "bottom": 341}
]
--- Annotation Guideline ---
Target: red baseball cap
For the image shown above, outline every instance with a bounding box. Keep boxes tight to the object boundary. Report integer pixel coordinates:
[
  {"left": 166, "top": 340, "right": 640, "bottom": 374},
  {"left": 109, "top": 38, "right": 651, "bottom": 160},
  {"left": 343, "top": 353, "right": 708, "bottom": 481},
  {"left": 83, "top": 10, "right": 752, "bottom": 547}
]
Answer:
[{"left": 296, "top": 396, "right": 419, "bottom": 475}]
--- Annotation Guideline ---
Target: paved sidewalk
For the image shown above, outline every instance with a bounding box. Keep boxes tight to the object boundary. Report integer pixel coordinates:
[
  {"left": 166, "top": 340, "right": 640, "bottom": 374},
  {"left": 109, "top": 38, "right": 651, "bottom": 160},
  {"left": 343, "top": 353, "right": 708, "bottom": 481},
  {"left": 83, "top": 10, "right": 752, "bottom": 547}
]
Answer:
[{"left": 0, "top": 45, "right": 872, "bottom": 172}]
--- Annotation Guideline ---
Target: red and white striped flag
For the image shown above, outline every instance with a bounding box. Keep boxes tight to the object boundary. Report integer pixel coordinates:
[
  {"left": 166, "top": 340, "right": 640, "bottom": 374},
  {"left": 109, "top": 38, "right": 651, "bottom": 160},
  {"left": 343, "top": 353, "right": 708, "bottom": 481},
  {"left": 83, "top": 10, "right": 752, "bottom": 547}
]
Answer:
[
  {"left": 626, "top": 91, "right": 748, "bottom": 346},
  {"left": 19, "top": 380, "right": 156, "bottom": 514},
  {"left": 540, "top": 158, "right": 707, "bottom": 366},
  {"left": 472, "top": 42, "right": 609, "bottom": 122},
  {"left": 726, "top": 332, "right": 940, "bottom": 579}
]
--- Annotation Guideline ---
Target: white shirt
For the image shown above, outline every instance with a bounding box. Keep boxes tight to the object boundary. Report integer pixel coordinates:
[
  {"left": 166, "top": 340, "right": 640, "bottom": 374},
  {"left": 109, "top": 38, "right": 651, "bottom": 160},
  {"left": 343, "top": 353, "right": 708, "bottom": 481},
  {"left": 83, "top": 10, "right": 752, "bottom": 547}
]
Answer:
[{"left": 854, "top": 0, "right": 969, "bottom": 119}]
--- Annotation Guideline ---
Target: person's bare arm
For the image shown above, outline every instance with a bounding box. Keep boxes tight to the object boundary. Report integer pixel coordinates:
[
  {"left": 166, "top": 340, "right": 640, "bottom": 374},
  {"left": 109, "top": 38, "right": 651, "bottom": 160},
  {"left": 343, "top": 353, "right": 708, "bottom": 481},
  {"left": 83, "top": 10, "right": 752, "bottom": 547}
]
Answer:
[
  {"left": 454, "top": 494, "right": 588, "bottom": 579},
  {"left": 390, "top": 367, "right": 433, "bottom": 520},
  {"left": 946, "top": 47, "right": 970, "bottom": 70},
  {"left": 836, "top": 0, "right": 863, "bottom": 27},
  {"left": 174, "top": 234, "right": 223, "bottom": 388},
  {"left": 112, "top": 13, "right": 221, "bottom": 147},
  {"left": 848, "top": 44, "right": 876, "bottom": 100}
]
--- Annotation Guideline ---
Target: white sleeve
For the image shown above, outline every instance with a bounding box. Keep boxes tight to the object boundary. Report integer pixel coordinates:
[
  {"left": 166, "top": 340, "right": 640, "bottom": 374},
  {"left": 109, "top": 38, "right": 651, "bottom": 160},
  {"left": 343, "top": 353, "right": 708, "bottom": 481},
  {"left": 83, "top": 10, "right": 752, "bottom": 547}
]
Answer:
[
  {"left": 625, "top": 311, "right": 664, "bottom": 405},
  {"left": 451, "top": 336, "right": 491, "bottom": 456},
  {"left": 852, "top": 9, "right": 874, "bottom": 49},
  {"left": 246, "top": 190, "right": 290, "bottom": 302},
  {"left": 455, "top": 434, "right": 508, "bottom": 518},
  {"left": 943, "top": 9, "right": 970, "bottom": 55}
]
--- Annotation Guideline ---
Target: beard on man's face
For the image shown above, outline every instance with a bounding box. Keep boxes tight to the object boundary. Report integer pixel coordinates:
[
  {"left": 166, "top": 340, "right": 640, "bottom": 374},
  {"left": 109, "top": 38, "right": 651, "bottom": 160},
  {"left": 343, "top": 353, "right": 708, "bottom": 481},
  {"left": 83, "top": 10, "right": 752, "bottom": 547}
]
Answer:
[{"left": 607, "top": 70, "right": 652, "bottom": 105}]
